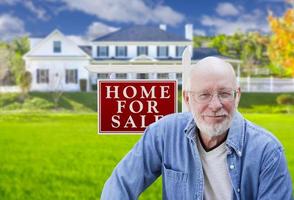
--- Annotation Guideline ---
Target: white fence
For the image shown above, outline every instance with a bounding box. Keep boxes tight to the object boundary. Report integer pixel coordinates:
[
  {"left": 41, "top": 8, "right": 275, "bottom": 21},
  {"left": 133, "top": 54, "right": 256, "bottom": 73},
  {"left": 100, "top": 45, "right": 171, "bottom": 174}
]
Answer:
[
  {"left": 1, "top": 78, "right": 294, "bottom": 93},
  {"left": 238, "top": 77, "right": 294, "bottom": 92},
  {"left": 0, "top": 86, "right": 21, "bottom": 93}
]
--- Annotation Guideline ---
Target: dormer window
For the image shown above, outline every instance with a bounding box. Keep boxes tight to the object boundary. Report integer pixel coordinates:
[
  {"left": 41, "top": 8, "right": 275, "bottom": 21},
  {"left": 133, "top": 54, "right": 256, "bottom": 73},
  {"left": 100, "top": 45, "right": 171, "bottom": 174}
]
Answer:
[
  {"left": 176, "top": 46, "right": 186, "bottom": 57},
  {"left": 137, "top": 46, "right": 148, "bottom": 56},
  {"left": 116, "top": 46, "right": 127, "bottom": 57},
  {"left": 157, "top": 46, "right": 168, "bottom": 58},
  {"left": 97, "top": 46, "right": 109, "bottom": 57},
  {"left": 53, "top": 41, "right": 61, "bottom": 53}
]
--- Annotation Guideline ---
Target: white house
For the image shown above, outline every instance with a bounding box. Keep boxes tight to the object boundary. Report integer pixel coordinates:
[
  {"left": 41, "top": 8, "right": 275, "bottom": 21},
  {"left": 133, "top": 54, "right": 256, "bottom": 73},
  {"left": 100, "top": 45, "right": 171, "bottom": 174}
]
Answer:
[
  {"left": 23, "top": 24, "right": 240, "bottom": 91},
  {"left": 23, "top": 30, "right": 91, "bottom": 91}
]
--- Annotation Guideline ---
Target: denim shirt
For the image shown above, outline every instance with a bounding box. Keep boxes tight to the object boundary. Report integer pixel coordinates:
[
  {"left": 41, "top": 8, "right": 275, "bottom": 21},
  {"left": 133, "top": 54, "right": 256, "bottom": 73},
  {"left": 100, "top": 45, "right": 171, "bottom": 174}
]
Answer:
[{"left": 101, "top": 112, "right": 292, "bottom": 200}]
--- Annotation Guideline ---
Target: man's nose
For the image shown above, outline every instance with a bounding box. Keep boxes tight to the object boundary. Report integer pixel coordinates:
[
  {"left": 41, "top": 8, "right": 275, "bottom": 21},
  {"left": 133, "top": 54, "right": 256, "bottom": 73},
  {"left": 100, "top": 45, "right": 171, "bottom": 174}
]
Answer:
[{"left": 208, "top": 94, "right": 223, "bottom": 111}]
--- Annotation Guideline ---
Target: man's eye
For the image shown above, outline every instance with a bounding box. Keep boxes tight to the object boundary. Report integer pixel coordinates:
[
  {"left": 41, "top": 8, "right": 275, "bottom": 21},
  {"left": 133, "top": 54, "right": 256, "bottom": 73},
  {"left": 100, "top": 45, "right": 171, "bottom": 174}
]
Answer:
[
  {"left": 198, "top": 93, "right": 210, "bottom": 99},
  {"left": 219, "top": 92, "right": 231, "bottom": 98}
]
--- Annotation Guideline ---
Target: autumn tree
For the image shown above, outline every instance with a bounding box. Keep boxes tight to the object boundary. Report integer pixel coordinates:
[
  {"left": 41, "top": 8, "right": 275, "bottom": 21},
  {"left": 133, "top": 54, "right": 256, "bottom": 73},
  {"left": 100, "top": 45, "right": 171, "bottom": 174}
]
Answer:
[{"left": 268, "top": 0, "right": 294, "bottom": 76}]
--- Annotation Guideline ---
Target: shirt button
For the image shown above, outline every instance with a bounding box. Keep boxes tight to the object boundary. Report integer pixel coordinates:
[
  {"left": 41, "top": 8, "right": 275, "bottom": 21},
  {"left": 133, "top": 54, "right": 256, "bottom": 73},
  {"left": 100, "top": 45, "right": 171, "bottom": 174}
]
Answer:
[
  {"left": 229, "top": 164, "right": 235, "bottom": 170},
  {"left": 237, "top": 188, "right": 240, "bottom": 193}
]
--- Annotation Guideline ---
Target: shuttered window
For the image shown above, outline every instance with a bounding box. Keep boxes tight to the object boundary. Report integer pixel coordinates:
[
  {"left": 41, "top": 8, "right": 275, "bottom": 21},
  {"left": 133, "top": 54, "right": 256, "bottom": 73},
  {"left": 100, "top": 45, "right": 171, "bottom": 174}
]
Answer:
[
  {"left": 37, "top": 69, "right": 49, "bottom": 83},
  {"left": 137, "top": 46, "right": 148, "bottom": 56},
  {"left": 97, "top": 46, "right": 109, "bottom": 57},
  {"left": 115, "top": 46, "right": 127, "bottom": 57},
  {"left": 65, "top": 69, "right": 78, "bottom": 84},
  {"left": 157, "top": 46, "right": 168, "bottom": 57}
]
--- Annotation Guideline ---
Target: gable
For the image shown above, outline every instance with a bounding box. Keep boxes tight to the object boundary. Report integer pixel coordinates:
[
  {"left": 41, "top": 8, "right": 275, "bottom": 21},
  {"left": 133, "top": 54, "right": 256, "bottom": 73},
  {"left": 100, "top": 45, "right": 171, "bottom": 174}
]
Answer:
[{"left": 24, "top": 30, "right": 90, "bottom": 58}]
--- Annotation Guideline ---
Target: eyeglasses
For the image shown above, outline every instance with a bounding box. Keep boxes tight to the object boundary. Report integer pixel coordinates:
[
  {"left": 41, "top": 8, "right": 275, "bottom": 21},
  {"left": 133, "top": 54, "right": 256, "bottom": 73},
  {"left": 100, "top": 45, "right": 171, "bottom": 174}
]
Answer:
[{"left": 187, "top": 89, "right": 238, "bottom": 104}]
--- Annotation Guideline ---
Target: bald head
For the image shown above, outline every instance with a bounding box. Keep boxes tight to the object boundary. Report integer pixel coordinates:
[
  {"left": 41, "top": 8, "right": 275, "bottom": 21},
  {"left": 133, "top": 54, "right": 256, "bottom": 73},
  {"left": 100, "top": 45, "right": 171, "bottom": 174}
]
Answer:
[{"left": 184, "top": 56, "right": 237, "bottom": 91}]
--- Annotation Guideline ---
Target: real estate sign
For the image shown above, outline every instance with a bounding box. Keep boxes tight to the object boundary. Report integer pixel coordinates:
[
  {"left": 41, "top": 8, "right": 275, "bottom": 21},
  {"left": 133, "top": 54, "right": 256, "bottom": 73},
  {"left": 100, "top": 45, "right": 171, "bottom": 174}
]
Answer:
[{"left": 98, "top": 80, "right": 177, "bottom": 134}]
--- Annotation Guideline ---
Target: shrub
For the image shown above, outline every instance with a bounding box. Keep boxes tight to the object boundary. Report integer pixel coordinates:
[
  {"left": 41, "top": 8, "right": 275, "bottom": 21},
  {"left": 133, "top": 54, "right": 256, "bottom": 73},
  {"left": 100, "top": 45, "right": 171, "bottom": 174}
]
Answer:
[
  {"left": 3, "top": 102, "right": 22, "bottom": 110},
  {"left": 276, "top": 94, "right": 294, "bottom": 105},
  {"left": 0, "top": 93, "right": 20, "bottom": 107},
  {"left": 23, "top": 97, "right": 54, "bottom": 110}
]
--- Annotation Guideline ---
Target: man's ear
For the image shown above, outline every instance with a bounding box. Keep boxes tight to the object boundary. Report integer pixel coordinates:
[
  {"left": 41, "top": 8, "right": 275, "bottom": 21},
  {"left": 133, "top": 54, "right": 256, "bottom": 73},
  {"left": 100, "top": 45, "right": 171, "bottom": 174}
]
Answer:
[
  {"left": 183, "top": 90, "right": 191, "bottom": 111},
  {"left": 235, "top": 87, "right": 241, "bottom": 108}
]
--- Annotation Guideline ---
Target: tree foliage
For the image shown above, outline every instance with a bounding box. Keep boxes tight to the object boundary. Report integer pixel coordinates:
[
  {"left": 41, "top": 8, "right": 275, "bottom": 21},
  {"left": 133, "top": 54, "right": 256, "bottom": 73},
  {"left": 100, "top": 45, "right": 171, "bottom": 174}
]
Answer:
[
  {"left": 208, "top": 32, "right": 269, "bottom": 75},
  {"left": 0, "top": 42, "right": 12, "bottom": 80},
  {"left": 193, "top": 36, "right": 212, "bottom": 48},
  {"left": 0, "top": 36, "right": 29, "bottom": 86},
  {"left": 10, "top": 37, "right": 30, "bottom": 84},
  {"left": 268, "top": 1, "right": 294, "bottom": 76}
]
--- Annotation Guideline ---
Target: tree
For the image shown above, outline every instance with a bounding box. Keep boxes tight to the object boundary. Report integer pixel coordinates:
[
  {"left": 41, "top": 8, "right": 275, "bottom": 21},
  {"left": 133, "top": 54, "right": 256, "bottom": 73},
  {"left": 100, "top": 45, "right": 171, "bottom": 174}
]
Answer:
[
  {"left": 193, "top": 36, "right": 212, "bottom": 48},
  {"left": 9, "top": 37, "right": 29, "bottom": 84},
  {"left": 209, "top": 32, "right": 270, "bottom": 76},
  {"left": 268, "top": 0, "right": 294, "bottom": 76},
  {"left": 0, "top": 43, "right": 11, "bottom": 82},
  {"left": 0, "top": 36, "right": 29, "bottom": 85},
  {"left": 240, "top": 32, "right": 270, "bottom": 75},
  {"left": 10, "top": 52, "right": 26, "bottom": 84},
  {"left": 11, "top": 36, "right": 29, "bottom": 55},
  {"left": 19, "top": 71, "right": 32, "bottom": 100},
  {"left": 50, "top": 70, "right": 65, "bottom": 109},
  {"left": 209, "top": 34, "right": 230, "bottom": 57}
]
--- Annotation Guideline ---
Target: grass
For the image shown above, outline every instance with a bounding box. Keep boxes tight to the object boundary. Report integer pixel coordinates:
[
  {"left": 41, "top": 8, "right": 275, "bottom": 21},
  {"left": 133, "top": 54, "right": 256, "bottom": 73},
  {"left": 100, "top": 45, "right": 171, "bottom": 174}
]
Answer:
[
  {"left": 0, "top": 92, "right": 97, "bottom": 112},
  {"left": 1, "top": 92, "right": 294, "bottom": 113},
  {"left": 0, "top": 112, "right": 294, "bottom": 199}
]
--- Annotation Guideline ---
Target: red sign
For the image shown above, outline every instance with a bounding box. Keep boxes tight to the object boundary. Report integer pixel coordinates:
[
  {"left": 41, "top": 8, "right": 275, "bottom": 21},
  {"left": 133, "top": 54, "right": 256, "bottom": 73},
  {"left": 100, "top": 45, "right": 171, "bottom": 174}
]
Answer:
[{"left": 98, "top": 80, "right": 177, "bottom": 134}]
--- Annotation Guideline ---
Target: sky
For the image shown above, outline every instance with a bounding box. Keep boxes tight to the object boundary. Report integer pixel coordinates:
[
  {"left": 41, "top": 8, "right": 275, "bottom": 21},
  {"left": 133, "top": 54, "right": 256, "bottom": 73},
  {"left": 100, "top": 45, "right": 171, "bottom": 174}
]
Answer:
[{"left": 0, "top": 0, "right": 290, "bottom": 44}]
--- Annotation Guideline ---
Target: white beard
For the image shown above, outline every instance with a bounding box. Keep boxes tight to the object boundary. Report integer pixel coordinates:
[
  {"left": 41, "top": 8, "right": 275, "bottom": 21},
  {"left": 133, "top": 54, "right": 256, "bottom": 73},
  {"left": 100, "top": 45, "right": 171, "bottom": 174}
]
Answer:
[{"left": 192, "top": 110, "right": 235, "bottom": 138}]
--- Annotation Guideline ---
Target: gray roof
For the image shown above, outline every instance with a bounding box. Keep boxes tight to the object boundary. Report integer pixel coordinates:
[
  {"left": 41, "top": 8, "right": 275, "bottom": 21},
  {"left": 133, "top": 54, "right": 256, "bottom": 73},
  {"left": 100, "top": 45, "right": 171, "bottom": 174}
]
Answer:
[
  {"left": 93, "top": 25, "right": 190, "bottom": 42},
  {"left": 192, "top": 48, "right": 220, "bottom": 60},
  {"left": 79, "top": 45, "right": 92, "bottom": 56}
]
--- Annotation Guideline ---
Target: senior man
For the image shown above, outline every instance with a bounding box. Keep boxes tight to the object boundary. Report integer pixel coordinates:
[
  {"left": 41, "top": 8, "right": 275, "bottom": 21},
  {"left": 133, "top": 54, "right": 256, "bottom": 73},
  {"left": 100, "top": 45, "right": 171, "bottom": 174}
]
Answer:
[{"left": 101, "top": 56, "right": 292, "bottom": 200}]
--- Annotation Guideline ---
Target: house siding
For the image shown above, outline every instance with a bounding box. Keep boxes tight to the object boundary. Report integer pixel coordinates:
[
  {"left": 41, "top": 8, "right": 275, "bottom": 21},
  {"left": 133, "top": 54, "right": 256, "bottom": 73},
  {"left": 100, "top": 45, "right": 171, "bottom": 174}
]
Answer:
[{"left": 24, "top": 28, "right": 195, "bottom": 92}]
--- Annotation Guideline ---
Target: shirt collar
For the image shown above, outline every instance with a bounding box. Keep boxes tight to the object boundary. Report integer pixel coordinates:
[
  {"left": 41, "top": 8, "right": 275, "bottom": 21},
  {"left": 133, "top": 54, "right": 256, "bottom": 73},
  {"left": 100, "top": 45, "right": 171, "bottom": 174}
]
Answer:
[
  {"left": 184, "top": 112, "right": 197, "bottom": 141},
  {"left": 184, "top": 111, "right": 245, "bottom": 157},
  {"left": 226, "top": 111, "right": 245, "bottom": 157}
]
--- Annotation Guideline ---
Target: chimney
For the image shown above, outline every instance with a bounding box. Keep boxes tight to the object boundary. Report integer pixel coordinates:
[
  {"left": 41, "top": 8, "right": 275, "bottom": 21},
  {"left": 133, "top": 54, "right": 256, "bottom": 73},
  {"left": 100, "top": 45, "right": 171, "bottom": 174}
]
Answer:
[
  {"left": 159, "top": 24, "right": 167, "bottom": 31},
  {"left": 185, "top": 24, "right": 193, "bottom": 40}
]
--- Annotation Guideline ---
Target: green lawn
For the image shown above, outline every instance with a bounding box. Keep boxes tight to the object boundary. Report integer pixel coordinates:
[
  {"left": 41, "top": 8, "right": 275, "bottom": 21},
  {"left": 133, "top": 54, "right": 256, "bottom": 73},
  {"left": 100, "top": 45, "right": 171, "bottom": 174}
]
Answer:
[
  {"left": 1, "top": 92, "right": 293, "bottom": 113},
  {"left": 0, "top": 112, "right": 293, "bottom": 199}
]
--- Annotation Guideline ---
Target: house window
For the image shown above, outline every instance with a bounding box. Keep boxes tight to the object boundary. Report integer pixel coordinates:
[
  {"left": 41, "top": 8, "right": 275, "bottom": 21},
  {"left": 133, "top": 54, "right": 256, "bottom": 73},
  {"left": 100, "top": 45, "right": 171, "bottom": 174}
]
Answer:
[
  {"left": 65, "top": 69, "right": 78, "bottom": 84},
  {"left": 137, "top": 46, "right": 148, "bottom": 56},
  {"left": 137, "top": 73, "right": 149, "bottom": 79},
  {"left": 97, "top": 46, "right": 108, "bottom": 57},
  {"left": 37, "top": 69, "right": 49, "bottom": 83},
  {"left": 176, "top": 46, "right": 186, "bottom": 57},
  {"left": 53, "top": 41, "right": 61, "bottom": 53},
  {"left": 115, "top": 73, "right": 127, "bottom": 79},
  {"left": 157, "top": 46, "right": 168, "bottom": 58},
  {"left": 97, "top": 73, "right": 109, "bottom": 79},
  {"left": 116, "top": 46, "right": 127, "bottom": 57},
  {"left": 157, "top": 73, "right": 169, "bottom": 79}
]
